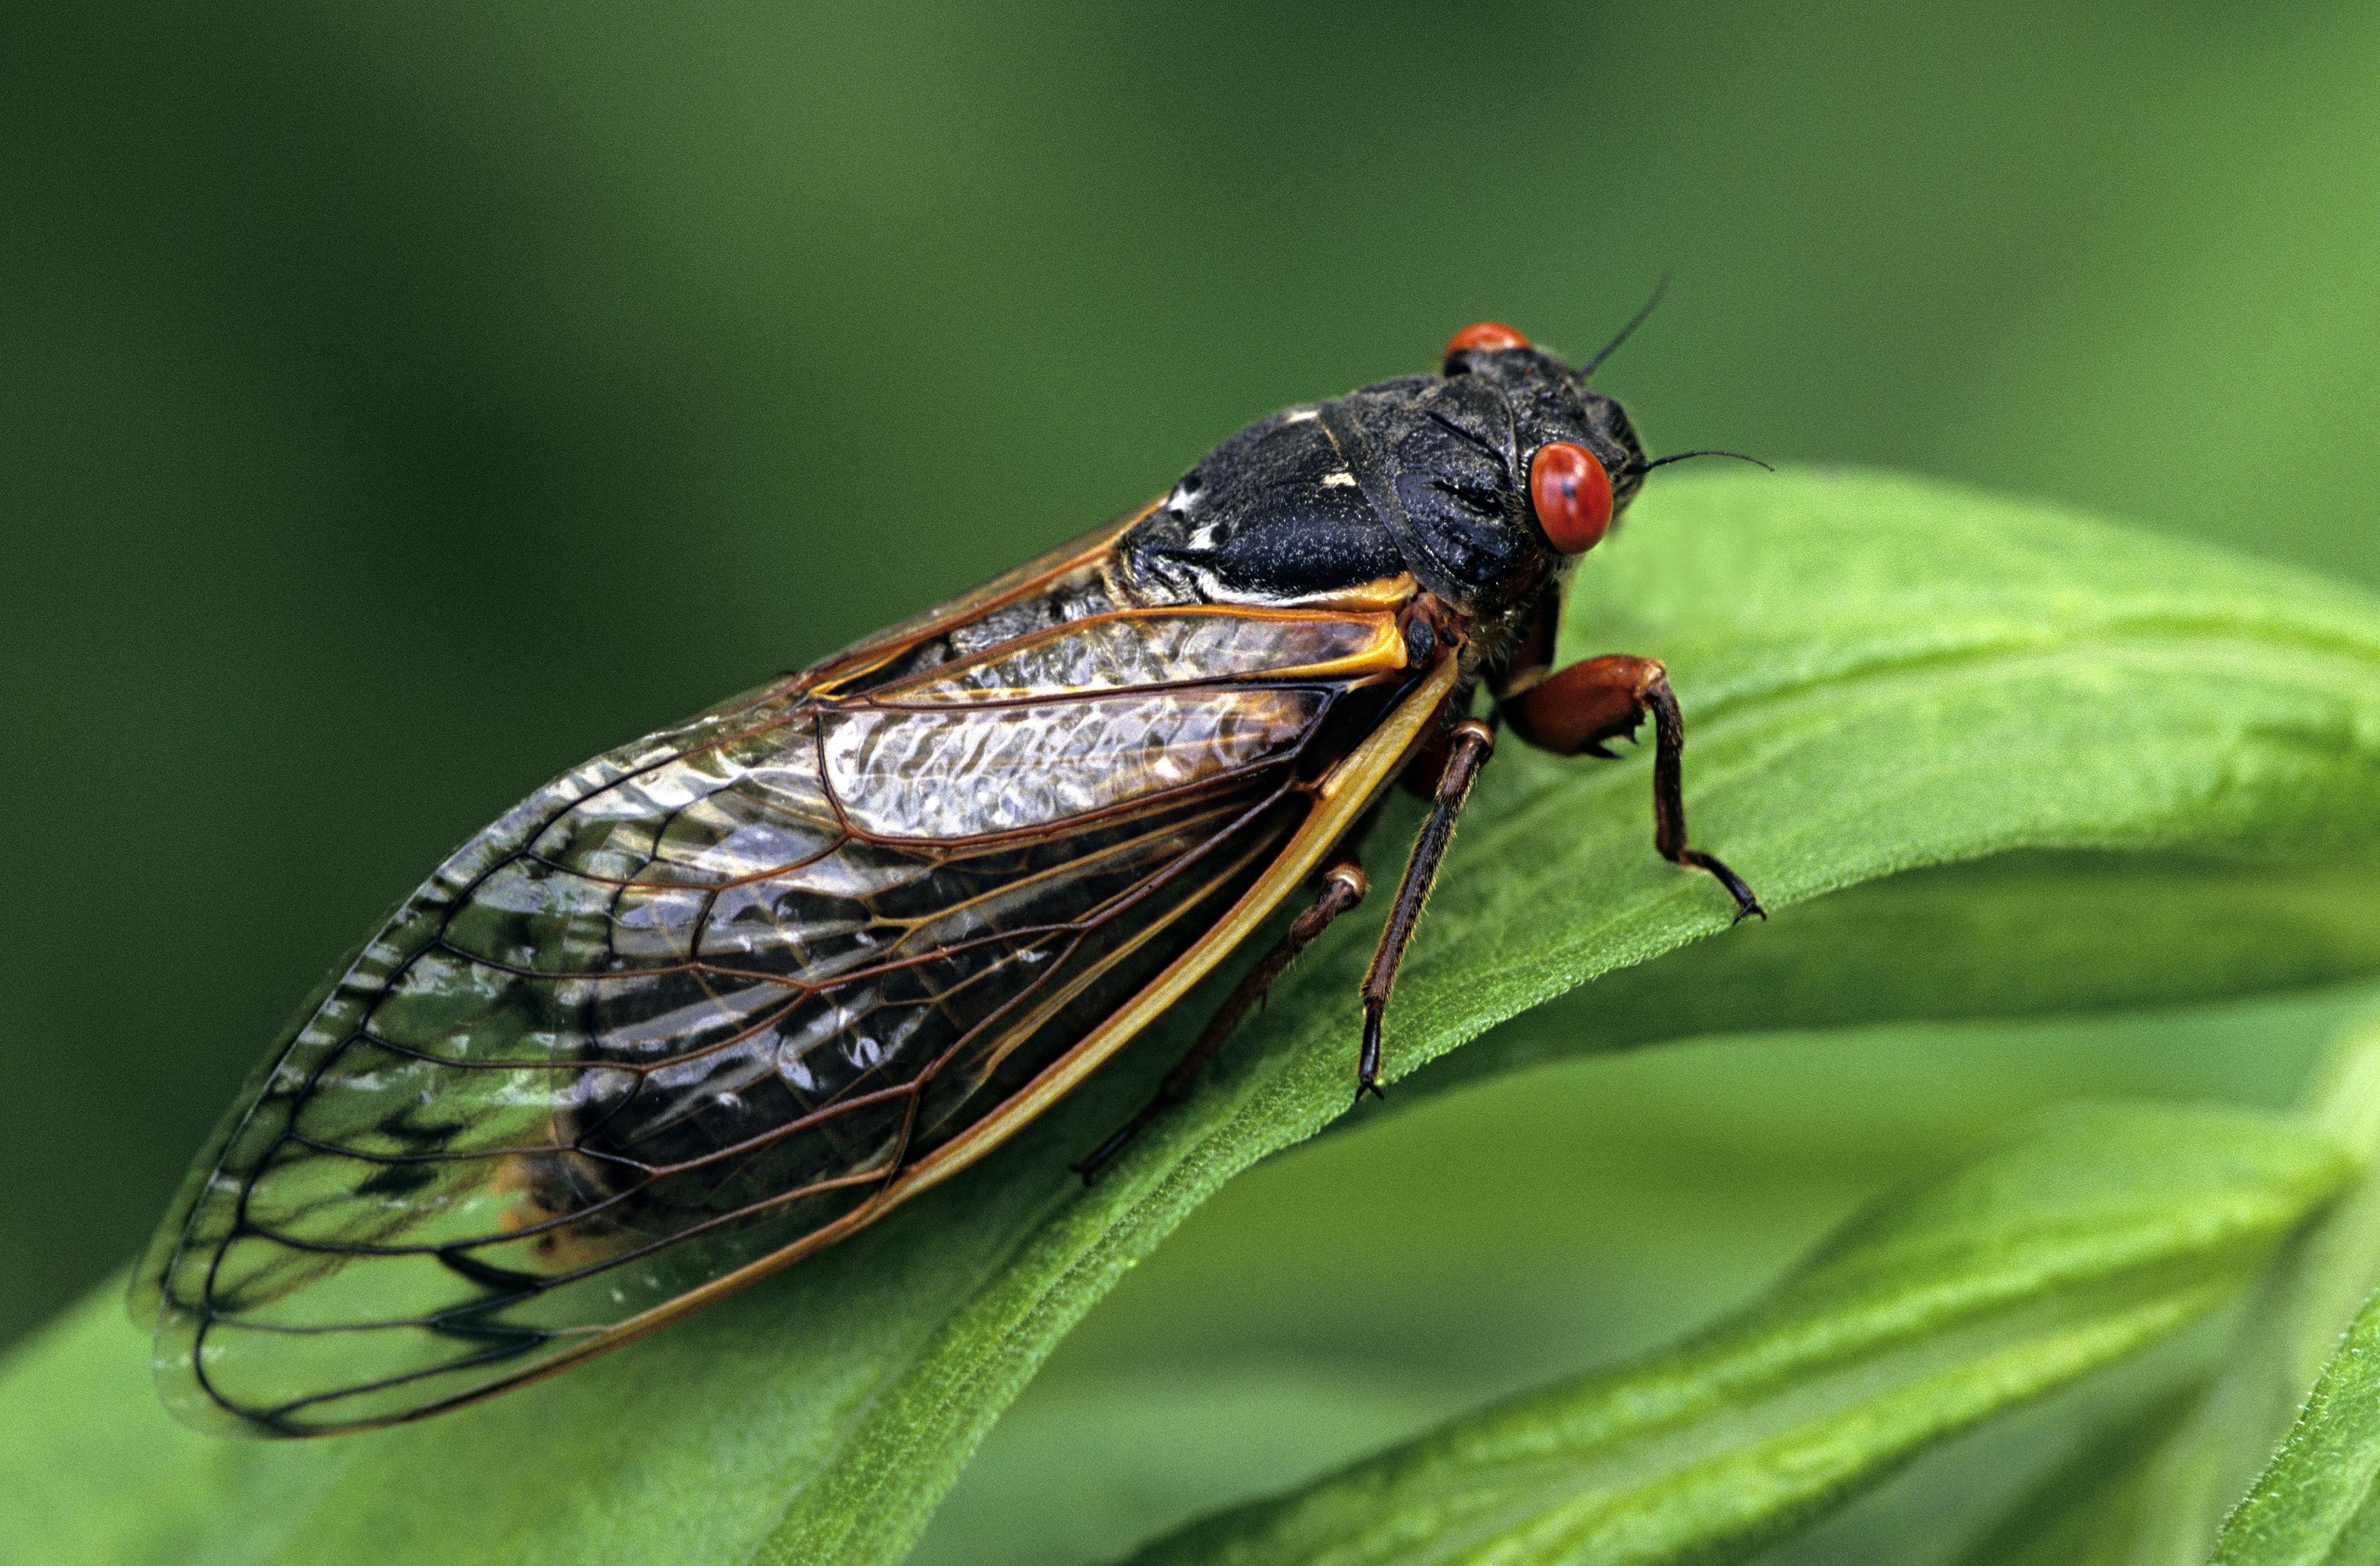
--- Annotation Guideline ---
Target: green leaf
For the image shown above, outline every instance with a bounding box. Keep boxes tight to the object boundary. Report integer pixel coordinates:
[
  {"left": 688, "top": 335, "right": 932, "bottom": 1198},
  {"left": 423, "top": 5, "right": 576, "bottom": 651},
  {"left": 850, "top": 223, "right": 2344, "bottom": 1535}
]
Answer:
[
  {"left": 1937, "top": 1388, "right": 2209, "bottom": 1566},
  {"left": 1950, "top": 1016, "right": 2380, "bottom": 1566},
  {"left": 1114, "top": 1103, "right": 2352, "bottom": 1566},
  {"left": 7, "top": 469, "right": 2380, "bottom": 1566},
  {"left": 2209, "top": 1021, "right": 2380, "bottom": 1566},
  {"left": 915, "top": 990, "right": 2369, "bottom": 1566},
  {"left": 2215, "top": 1286, "right": 2380, "bottom": 1563}
]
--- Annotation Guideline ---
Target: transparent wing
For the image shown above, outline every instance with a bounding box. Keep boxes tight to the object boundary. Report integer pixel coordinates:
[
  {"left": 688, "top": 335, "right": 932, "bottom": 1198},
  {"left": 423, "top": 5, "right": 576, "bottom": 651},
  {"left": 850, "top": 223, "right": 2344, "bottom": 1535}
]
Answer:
[{"left": 139, "top": 593, "right": 1417, "bottom": 1435}]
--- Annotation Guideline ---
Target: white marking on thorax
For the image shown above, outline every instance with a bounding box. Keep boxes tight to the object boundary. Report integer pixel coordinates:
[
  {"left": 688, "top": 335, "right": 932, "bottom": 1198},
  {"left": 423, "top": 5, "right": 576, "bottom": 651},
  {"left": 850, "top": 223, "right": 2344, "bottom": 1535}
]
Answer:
[{"left": 1322, "top": 471, "right": 1357, "bottom": 488}]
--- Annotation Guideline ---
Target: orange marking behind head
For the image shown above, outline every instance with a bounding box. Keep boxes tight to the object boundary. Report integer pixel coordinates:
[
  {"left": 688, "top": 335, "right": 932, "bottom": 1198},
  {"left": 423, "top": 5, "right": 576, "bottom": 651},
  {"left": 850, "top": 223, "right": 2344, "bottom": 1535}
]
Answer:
[{"left": 1442, "top": 321, "right": 1531, "bottom": 365}]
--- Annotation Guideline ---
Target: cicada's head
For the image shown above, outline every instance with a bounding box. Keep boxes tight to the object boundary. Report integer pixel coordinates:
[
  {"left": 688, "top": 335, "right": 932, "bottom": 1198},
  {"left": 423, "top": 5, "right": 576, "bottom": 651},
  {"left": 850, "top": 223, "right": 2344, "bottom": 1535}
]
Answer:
[
  {"left": 1119, "top": 303, "right": 1761, "bottom": 634},
  {"left": 1433, "top": 321, "right": 1649, "bottom": 581},
  {"left": 1403, "top": 313, "right": 1769, "bottom": 621}
]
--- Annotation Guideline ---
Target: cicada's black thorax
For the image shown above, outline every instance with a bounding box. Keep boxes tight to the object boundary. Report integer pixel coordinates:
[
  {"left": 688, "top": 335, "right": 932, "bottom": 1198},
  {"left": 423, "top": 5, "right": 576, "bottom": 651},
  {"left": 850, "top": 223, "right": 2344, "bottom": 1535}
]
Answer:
[{"left": 1120, "top": 345, "right": 1647, "bottom": 623}]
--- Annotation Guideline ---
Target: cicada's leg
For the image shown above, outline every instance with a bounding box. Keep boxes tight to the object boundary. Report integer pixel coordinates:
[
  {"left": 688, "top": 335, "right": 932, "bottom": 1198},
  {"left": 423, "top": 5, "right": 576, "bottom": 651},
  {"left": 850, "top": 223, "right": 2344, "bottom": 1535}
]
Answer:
[
  {"left": 1074, "top": 861, "right": 1371, "bottom": 1183},
  {"left": 1355, "top": 718, "right": 1498, "bottom": 1102},
  {"left": 1503, "top": 654, "right": 1764, "bottom": 923}
]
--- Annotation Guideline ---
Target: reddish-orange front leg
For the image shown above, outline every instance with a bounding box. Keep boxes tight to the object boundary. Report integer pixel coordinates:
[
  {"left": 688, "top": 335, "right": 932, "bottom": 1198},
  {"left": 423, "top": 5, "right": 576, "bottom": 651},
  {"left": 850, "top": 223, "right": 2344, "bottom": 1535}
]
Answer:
[{"left": 1505, "top": 654, "right": 1765, "bottom": 923}]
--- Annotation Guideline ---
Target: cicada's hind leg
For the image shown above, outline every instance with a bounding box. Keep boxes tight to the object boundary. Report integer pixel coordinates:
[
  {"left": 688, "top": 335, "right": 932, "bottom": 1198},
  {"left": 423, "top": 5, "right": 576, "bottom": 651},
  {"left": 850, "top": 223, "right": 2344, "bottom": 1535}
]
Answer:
[
  {"left": 1504, "top": 654, "right": 1764, "bottom": 922},
  {"left": 1355, "top": 718, "right": 1498, "bottom": 1104},
  {"left": 1074, "top": 862, "right": 1371, "bottom": 1183}
]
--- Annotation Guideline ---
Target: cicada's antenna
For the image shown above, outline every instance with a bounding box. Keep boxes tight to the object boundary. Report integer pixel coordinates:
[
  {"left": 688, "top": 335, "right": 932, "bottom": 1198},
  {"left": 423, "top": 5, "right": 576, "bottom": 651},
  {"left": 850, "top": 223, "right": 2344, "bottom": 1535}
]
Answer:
[
  {"left": 1576, "top": 273, "right": 1670, "bottom": 381},
  {"left": 1628, "top": 449, "right": 1776, "bottom": 474}
]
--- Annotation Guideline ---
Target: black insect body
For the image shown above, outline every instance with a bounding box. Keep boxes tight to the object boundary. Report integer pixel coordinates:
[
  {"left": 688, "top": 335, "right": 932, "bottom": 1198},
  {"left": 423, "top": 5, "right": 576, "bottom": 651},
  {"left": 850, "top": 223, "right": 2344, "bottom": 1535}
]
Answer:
[{"left": 137, "top": 316, "right": 1761, "bottom": 1435}]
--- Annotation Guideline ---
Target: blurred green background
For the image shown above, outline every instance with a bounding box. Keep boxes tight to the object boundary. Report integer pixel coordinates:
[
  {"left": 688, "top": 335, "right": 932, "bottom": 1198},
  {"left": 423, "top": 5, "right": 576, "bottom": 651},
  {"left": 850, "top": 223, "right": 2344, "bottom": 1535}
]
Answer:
[{"left": 6, "top": 2, "right": 2380, "bottom": 1559}]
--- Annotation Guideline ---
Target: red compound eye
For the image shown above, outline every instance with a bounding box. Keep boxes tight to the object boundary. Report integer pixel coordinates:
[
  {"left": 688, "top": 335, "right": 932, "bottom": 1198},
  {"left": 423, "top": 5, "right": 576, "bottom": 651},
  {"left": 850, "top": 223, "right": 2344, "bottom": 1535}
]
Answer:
[
  {"left": 1529, "top": 441, "right": 1613, "bottom": 554},
  {"left": 1442, "top": 320, "right": 1530, "bottom": 370}
]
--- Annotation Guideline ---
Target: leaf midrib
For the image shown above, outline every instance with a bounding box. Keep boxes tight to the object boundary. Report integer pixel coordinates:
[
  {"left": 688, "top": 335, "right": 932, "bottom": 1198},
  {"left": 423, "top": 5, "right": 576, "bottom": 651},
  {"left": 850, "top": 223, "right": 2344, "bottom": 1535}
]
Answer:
[{"left": 743, "top": 1178, "right": 1085, "bottom": 1565}]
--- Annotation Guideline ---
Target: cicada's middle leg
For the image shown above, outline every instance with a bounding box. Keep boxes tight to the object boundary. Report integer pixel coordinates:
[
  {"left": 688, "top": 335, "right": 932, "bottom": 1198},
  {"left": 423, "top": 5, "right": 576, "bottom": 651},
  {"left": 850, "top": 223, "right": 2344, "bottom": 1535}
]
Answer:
[
  {"left": 1354, "top": 718, "right": 1497, "bottom": 1103},
  {"left": 1351, "top": 657, "right": 1761, "bottom": 1101}
]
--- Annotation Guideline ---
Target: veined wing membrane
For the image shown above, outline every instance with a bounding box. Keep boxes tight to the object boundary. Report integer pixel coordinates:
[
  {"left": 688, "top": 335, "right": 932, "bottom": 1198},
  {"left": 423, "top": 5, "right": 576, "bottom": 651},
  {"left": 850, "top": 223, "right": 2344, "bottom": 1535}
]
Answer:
[{"left": 138, "top": 600, "right": 1417, "bottom": 1434}]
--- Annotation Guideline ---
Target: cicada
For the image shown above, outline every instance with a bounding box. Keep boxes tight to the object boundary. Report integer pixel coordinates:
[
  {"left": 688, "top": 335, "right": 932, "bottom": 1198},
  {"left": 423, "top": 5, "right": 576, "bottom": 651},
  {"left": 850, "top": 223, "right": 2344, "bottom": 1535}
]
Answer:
[{"left": 137, "top": 315, "right": 1762, "bottom": 1436}]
